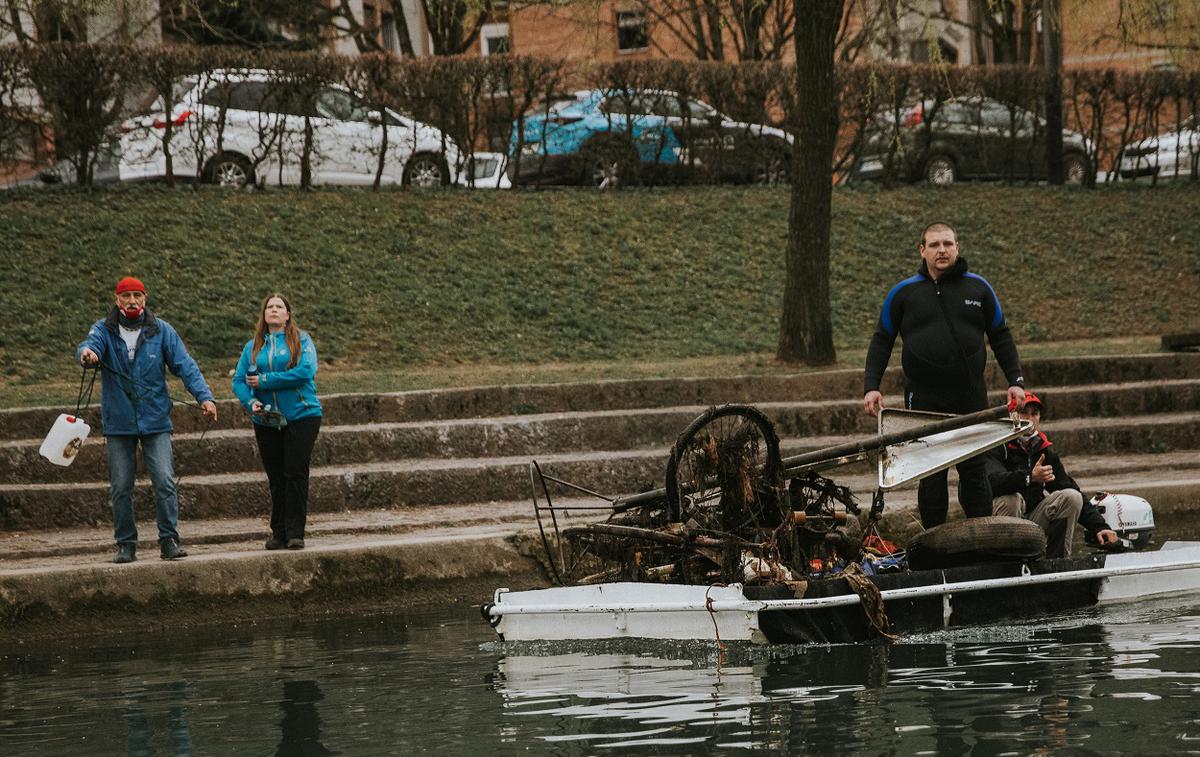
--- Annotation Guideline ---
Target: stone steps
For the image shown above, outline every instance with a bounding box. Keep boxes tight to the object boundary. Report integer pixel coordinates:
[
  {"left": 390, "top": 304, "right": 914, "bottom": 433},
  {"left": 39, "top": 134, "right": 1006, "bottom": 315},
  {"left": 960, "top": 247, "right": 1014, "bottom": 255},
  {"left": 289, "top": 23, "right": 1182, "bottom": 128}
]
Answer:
[
  {"left": 0, "top": 498, "right": 598, "bottom": 564},
  {"left": 3, "top": 353, "right": 1197, "bottom": 533},
  {"left": 3, "top": 353, "right": 1197, "bottom": 440},
  {"left": 3, "top": 411, "right": 1199, "bottom": 531},
  {"left": 4, "top": 378, "right": 1199, "bottom": 485},
  {"left": 4, "top": 352, "right": 1198, "bottom": 639},
  {"left": 7, "top": 459, "right": 1199, "bottom": 565}
]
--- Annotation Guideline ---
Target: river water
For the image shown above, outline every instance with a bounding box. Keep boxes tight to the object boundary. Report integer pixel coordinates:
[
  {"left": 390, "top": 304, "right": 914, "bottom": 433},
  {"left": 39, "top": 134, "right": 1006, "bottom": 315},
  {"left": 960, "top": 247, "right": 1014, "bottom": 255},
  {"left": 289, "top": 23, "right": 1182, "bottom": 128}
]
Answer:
[{"left": 4, "top": 591, "right": 1200, "bottom": 755}]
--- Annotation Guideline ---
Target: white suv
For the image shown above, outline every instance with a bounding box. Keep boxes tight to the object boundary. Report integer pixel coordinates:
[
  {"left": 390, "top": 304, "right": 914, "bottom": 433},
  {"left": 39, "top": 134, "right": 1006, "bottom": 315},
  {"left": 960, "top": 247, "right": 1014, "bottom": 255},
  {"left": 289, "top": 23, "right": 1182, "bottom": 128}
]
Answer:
[{"left": 119, "top": 69, "right": 508, "bottom": 188}]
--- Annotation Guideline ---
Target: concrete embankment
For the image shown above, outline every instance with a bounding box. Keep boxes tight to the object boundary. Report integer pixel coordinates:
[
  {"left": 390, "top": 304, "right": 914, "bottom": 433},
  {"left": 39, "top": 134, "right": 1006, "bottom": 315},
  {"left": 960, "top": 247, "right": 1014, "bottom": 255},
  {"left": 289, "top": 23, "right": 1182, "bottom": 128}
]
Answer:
[{"left": 2, "top": 353, "right": 1199, "bottom": 642}]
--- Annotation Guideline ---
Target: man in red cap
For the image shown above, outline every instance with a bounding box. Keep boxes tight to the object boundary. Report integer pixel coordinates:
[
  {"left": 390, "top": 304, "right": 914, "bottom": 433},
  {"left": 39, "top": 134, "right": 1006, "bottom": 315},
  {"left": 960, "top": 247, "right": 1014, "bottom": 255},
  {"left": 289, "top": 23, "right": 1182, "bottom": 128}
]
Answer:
[
  {"left": 77, "top": 276, "right": 217, "bottom": 564},
  {"left": 986, "top": 392, "right": 1116, "bottom": 558}
]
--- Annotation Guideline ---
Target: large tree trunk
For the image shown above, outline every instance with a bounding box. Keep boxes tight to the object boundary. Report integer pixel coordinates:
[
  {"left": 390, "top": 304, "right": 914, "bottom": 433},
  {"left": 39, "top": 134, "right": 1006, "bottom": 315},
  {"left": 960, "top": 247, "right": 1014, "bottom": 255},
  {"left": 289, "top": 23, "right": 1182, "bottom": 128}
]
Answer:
[
  {"left": 1042, "top": 0, "right": 1064, "bottom": 184},
  {"left": 777, "top": 0, "right": 842, "bottom": 365}
]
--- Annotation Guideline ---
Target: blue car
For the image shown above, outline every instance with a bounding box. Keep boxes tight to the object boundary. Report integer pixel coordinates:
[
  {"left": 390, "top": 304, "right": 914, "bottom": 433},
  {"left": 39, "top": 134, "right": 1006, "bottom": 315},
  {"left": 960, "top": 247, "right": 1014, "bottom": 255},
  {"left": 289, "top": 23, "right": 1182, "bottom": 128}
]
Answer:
[{"left": 509, "top": 89, "right": 792, "bottom": 188}]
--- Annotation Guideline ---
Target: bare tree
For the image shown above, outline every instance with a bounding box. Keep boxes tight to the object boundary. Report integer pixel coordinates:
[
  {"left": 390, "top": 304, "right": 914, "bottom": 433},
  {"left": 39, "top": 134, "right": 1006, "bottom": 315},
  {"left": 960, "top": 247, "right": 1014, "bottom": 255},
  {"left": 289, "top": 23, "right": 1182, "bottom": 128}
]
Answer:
[
  {"left": 421, "top": 0, "right": 492, "bottom": 55},
  {"left": 1108, "top": 0, "right": 1200, "bottom": 54},
  {"left": 162, "top": 0, "right": 421, "bottom": 56},
  {"left": 777, "top": 0, "right": 842, "bottom": 365},
  {"left": 0, "top": 0, "right": 162, "bottom": 44},
  {"left": 1042, "top": 0, "right": 1063, "bottom": 183}
]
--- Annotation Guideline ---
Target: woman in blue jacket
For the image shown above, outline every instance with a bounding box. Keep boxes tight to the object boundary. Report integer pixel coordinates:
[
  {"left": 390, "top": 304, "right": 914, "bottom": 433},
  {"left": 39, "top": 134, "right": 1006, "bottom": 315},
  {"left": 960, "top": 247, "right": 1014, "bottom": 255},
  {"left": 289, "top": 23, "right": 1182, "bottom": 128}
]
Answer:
[{"left": 233, "top": 294, "right": 322, "bottom": 550}]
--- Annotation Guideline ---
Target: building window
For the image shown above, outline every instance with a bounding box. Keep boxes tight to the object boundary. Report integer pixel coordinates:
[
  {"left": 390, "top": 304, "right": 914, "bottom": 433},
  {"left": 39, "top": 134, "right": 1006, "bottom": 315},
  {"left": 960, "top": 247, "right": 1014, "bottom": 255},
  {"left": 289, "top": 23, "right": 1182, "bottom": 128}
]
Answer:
[
  {"left": 616, "top": 10, "right": 648, "bottom": 53},
  {"left": 909, "top": 37, "right": 958, "bottom": 65},
  {"left": 381, "top": 13, "right": 399, "bottom": 52},
  {"left": 481, "top": 22, "right": 511, "bottom": 56}
]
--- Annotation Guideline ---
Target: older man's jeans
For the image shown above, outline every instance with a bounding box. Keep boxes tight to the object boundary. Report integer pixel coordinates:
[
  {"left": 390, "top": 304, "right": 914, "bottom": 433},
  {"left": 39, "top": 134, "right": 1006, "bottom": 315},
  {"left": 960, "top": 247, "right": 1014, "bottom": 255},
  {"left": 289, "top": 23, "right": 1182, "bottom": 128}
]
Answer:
[{"left": 106, "top": 433, "right": 179, "bottom": 545}]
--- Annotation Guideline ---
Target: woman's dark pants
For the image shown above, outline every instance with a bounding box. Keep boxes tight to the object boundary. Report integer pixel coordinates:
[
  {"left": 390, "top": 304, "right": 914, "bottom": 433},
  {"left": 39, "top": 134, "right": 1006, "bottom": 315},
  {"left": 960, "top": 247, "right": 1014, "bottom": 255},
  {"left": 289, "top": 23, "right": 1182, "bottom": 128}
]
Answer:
[{"left": 254, "top": 417, "right": 322, "bottom": 542}]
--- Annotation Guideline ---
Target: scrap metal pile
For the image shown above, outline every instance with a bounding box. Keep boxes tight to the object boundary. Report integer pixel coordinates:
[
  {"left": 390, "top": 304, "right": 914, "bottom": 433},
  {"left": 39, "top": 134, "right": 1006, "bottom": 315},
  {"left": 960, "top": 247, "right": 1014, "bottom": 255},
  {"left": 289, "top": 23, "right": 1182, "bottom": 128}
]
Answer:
[
  {"left": 531, "top": 403, "right": 1025, "bottom": 589},
  {"left": 532, "top": 405, "right": 887, "bottom": 589}
]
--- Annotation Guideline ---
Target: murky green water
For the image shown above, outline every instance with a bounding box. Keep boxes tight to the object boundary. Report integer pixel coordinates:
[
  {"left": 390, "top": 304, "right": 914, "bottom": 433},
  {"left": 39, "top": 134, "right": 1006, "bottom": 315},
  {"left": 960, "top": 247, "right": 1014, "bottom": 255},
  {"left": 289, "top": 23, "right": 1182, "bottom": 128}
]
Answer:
[{"left": 4, "top": 592, "right": 1200, "bottom": 754}]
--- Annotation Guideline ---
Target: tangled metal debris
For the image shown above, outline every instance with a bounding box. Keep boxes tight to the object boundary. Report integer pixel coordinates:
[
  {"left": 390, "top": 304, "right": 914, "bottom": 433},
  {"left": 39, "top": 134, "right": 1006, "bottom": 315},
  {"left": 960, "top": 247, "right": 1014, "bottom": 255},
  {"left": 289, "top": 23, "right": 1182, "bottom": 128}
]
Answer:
[{"left": 531, "top": 403, "right": 1022, "bottom": 592}]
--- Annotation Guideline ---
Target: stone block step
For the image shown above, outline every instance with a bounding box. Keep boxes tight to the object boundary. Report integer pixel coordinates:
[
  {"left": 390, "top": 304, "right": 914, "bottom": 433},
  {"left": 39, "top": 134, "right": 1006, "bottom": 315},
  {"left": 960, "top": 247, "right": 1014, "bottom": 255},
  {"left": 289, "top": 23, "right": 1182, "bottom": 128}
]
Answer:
[
  {"left": 0, "top": 498, "right": 597, "bottom": 565},
  {"left": 5, "top": 467, "right": 1196, "bottom": 569},
  {"left": 3, "top": 352, "right": 1197, "bottom": 440},
  {"left": 3, "top": 413, "right": 1199, "bottom": 531},
  {"left": 5, "top": 380, "right": 1199, "bottom": 485}
]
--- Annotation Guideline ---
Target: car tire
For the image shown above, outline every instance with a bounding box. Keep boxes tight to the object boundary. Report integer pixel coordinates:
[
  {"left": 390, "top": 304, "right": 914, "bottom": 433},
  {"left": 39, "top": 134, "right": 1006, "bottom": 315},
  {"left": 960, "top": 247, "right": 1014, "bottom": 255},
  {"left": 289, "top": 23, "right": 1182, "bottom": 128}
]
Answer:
[
  {"left": 924, "top": 155, "right": 956, "bottom": 186},
  {"left": 907, "top": 516, "right": 1046, "bottom": 571},
  {"left": 204, "top": 153, "right": 253, "bottom": 187},
  {"left": 1062, "top": 152, "right": 1090, "bottom": 185},
  {"left": 579, "top": 136, "right": 638, "bottom": 190},
  {"left": 752, "top": 144, "right": 791, "bottom": 186},
  {"left": 403, "top": 153, "right": 448, "bottom": 188}
]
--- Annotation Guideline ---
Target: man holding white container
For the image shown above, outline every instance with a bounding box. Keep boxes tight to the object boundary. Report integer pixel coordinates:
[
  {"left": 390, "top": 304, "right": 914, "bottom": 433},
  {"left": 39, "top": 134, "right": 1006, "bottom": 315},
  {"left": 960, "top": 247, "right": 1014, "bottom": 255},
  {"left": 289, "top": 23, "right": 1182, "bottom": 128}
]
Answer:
[{"left": 77, "top": 276, "right": 217, "bottom": 564}]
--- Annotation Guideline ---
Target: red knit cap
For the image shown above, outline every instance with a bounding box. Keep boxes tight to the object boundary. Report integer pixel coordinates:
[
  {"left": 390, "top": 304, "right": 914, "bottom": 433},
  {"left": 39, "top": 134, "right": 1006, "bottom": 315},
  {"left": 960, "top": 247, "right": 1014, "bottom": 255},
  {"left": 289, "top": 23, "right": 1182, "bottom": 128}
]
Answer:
[{"left": 115, "top": 276, "right": 146, "bottom": 295}]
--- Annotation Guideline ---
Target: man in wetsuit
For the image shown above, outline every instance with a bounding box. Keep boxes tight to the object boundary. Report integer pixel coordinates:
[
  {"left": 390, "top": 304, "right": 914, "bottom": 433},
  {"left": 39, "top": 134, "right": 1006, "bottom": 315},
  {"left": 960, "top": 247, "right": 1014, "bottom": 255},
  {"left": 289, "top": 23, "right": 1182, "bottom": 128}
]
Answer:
[{"left": 862, "top": 222, "right": 1026, "bottom": 528}]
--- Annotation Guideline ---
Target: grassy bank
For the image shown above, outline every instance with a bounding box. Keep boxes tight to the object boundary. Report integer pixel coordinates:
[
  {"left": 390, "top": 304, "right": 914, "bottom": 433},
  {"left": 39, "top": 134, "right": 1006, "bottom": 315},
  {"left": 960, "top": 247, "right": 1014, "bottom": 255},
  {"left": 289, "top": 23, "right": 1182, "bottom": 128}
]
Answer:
[{"left": 2, "top": 183, "right": 1197, "bottom": 405}]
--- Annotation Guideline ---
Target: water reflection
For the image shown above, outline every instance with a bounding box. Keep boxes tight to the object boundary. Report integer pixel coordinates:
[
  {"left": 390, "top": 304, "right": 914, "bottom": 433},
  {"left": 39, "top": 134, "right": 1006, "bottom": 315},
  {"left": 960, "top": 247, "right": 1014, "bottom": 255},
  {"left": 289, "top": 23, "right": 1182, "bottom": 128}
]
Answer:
[
  {"left": 276, "top": 680, "right": 335, "bottom": 757},
  {"left": 486, "top": 602, "right": 1200, "bottom": 753},
  {"left": 4, "top": 598, "right": 1200, "bottom": 754},
  {"left": 124, "top": 682, "right": 191, "bottom": 757}
]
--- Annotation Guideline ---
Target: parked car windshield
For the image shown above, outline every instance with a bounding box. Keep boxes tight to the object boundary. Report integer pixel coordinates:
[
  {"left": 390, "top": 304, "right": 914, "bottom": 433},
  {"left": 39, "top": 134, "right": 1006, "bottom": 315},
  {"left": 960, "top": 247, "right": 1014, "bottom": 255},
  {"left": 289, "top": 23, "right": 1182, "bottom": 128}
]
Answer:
[
  {"left": 523, "top": 96, "right": 581, "bottom": 117},
  {"left": 145, "top": 78, "right": 198, "bottom": 114},
  {"left": 315, "top": 89, "right": 368, "bottom": 121}
]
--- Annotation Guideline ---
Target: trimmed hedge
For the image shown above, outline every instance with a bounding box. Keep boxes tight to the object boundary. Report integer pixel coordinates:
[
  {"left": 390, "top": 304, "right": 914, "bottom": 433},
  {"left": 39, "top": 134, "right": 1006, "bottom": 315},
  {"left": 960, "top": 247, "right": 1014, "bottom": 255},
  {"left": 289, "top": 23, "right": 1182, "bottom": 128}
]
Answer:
[{"left": 0, "top": 43, "right": 1196, "bottom": 186}]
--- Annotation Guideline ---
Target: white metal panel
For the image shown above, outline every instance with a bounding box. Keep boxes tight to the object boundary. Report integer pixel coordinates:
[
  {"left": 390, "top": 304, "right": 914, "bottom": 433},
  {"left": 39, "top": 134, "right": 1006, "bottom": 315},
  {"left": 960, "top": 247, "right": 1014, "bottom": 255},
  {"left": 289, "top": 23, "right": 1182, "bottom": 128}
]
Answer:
[{"left": 878, "top": 408, "right": 1030, "bottom": 489}]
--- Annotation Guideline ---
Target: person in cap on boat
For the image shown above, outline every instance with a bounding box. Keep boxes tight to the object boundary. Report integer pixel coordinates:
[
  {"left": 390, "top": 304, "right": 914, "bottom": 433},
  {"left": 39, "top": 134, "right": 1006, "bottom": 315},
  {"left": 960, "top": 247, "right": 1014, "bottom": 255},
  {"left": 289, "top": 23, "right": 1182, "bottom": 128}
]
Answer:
[
  {"left": 77, "top": 276, "right": 218, "bottom": 564},
  {"left": 862, "top": 221, "right": 1026, "bottom": 529},
  {"left": 986, "top": 392, "right": 1117, "bottom": 557}
]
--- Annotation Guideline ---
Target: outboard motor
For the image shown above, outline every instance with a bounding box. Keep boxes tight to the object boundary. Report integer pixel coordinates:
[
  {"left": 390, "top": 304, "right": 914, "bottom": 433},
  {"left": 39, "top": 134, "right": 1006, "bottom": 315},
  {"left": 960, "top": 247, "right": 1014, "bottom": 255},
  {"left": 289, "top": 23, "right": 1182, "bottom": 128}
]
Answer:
[{"left": 1089, "top": 492, "right": 1155, "bottom": 550}]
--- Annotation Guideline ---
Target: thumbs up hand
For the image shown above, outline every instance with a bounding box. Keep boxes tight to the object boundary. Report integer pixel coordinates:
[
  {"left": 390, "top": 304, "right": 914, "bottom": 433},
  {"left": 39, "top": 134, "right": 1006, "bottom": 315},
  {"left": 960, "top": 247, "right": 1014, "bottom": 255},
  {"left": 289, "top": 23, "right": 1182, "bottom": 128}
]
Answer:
[{"left": 1031, "top": 454, "right": 1055, "bottom": 484}]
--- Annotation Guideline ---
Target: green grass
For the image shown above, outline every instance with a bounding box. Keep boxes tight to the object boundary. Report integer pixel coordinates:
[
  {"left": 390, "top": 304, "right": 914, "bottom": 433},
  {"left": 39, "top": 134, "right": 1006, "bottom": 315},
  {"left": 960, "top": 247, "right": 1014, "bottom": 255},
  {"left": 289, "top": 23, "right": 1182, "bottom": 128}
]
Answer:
[{"left": 1, "top": 182, "right": 1196, "bottom": 408}]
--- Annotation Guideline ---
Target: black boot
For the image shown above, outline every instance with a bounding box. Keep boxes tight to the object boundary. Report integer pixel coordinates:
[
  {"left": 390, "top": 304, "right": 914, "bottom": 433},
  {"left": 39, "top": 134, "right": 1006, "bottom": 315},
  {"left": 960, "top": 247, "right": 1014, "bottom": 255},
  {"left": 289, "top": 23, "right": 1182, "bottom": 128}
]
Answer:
[
  {"left": 160, "top": 538, "right": 188, "bottom": 560},
  {"left": 113, "top": 543, "right": 137, "bottom": 564}
]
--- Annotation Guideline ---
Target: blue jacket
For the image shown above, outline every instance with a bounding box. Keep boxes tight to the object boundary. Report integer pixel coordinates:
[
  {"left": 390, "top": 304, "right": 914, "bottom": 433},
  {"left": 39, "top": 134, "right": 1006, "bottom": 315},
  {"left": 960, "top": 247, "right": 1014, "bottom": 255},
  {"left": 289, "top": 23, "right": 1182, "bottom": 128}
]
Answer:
[
  {"left": 232, "top": 330, "right": 322, "bottom": 424},
  {"left": 76, "top": 308, "right": 215, "bottom": 436}
]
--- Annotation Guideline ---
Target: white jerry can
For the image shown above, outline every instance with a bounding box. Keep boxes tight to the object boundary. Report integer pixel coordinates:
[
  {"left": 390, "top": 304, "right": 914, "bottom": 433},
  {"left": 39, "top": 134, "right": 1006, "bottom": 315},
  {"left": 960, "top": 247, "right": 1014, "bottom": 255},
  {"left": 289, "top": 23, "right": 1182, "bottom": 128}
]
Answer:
[{"left": 39, "top": 414, "right": 91, "bottom": 466}]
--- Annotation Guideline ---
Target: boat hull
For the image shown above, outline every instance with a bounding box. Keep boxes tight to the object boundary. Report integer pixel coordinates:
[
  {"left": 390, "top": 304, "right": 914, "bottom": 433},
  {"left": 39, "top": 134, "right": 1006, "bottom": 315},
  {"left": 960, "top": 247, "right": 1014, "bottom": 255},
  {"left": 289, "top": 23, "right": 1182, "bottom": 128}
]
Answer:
[{"left": 485, "top": 542, "right": 1200, "bottom": 643}]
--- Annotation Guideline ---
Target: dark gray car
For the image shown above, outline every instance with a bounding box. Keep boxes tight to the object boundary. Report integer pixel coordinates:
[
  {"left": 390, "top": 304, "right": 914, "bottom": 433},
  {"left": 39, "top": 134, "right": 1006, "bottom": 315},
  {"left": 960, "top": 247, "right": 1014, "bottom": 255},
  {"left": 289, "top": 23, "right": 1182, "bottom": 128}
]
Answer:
[{"left": 852, "top": 97, "right": 1092, "bottom": 185}]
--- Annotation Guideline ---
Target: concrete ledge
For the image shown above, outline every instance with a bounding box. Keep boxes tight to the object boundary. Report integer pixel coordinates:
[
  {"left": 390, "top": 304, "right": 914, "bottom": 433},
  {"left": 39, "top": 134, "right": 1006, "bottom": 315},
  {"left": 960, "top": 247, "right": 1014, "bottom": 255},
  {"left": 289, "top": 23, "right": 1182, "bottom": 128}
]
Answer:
[{"left": 0, "top": 531, "right": 547, "bottom": 643}]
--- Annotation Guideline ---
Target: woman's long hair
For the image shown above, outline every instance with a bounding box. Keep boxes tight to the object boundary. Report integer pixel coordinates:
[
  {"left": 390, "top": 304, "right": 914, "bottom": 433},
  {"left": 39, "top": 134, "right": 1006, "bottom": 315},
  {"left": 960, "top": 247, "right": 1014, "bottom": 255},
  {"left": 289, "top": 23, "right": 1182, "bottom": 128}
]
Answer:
[{"left": 252, "top": 293, "right": 302, "bottom": 369}]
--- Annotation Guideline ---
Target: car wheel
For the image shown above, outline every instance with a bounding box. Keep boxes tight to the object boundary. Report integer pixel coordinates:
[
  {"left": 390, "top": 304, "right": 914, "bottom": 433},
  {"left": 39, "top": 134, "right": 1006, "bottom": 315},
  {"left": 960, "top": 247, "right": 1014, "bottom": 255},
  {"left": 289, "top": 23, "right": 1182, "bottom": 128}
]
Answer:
[
  {"left": 580, "top": 137, "right": 638, "bottom": 190},
  {"left": 403, "top": 154, "right": 447, "bottom": 188},
  {"left": 924, "top": 155, "right": 956, "bottom": 186},
  {"left": 1062, "top": 153, "right": 1090, "bottom": 185},
  {"left": 752, "top": 145, "right": 791, "bottom": 186},
  {"left": 205, "top": 154, "right": 253, "bottom": 187}
]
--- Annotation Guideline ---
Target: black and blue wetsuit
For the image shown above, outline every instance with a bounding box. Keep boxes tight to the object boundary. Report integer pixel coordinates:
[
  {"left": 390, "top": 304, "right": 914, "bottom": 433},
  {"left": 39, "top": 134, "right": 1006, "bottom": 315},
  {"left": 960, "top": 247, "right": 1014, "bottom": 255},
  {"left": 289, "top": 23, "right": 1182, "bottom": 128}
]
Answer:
[{"left": 863, "top": 256, "right": 1025, "bottom": 527}]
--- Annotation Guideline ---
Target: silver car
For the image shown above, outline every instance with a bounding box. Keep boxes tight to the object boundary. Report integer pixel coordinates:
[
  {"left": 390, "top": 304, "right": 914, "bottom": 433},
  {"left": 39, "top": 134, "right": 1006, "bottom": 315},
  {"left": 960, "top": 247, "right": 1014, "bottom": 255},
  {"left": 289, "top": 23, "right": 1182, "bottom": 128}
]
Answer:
[{"left": 1119, "top": 115, "right": 1198, "bottom": 180}]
